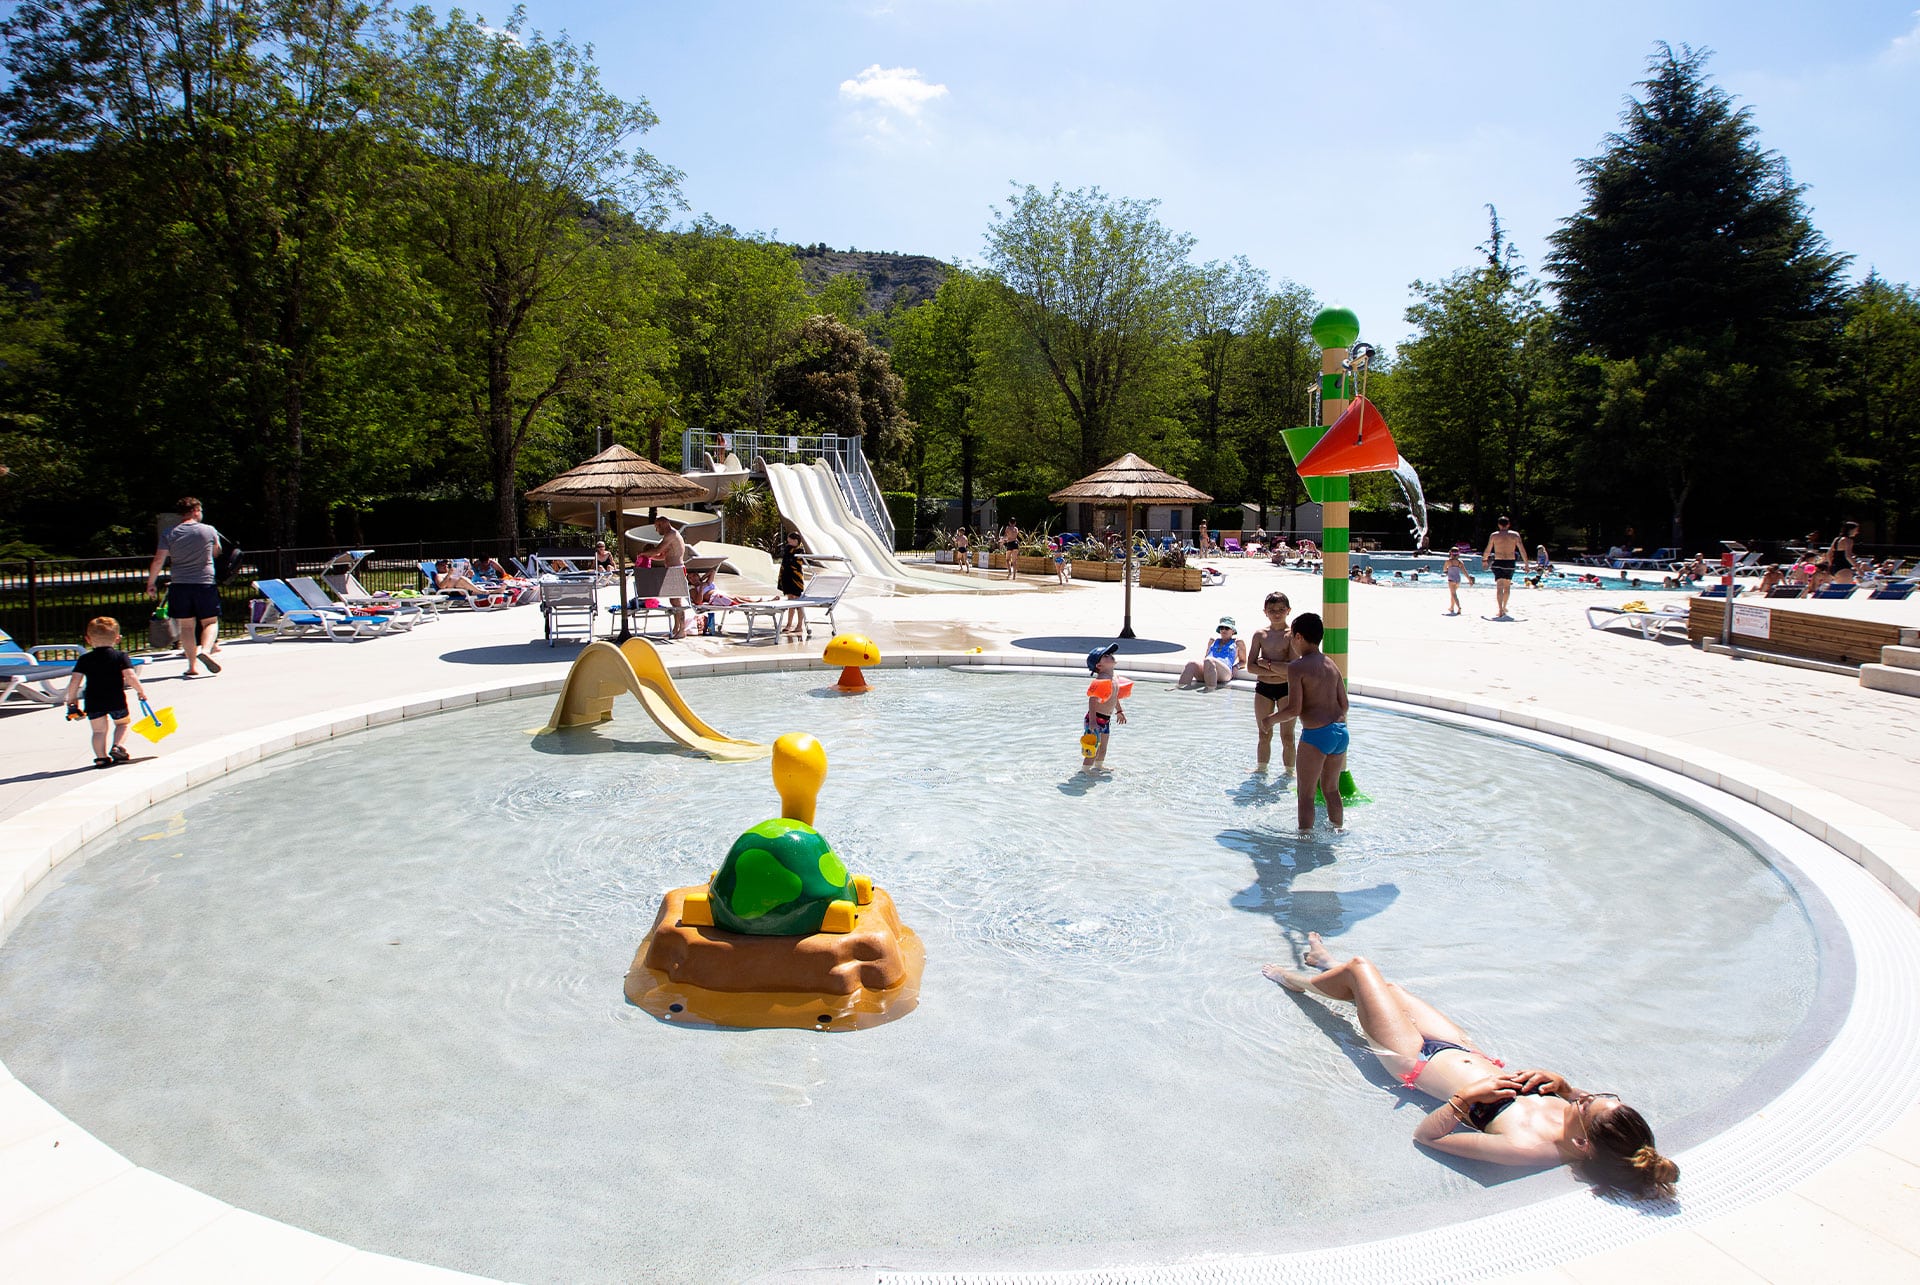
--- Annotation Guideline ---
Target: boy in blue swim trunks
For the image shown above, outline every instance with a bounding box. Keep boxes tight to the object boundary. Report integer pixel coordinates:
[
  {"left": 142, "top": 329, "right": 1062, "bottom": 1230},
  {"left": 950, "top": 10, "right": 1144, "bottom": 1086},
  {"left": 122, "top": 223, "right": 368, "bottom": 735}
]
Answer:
[
  {"left": 1277, "top": 613, "right": 1349, "bottom": 830},
  {"left": 1083, "top": 642, "right": 1128, "bottom": 770}
]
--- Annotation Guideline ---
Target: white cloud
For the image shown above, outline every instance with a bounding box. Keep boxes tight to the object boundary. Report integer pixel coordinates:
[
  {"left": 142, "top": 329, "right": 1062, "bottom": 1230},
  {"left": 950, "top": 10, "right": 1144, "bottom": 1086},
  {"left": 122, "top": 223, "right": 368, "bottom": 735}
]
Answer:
[
  {"left": 838, "top": 65, "right": 949, "bottom": 117},
  {"left": 1886, "top": 9, "right": 1920, "bottom": 62}
]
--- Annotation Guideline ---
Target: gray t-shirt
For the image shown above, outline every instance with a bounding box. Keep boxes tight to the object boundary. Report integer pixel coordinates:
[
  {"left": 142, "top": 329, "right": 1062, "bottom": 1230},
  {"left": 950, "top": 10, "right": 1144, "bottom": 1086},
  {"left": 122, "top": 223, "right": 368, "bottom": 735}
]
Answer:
[{"left": 161, "top": 519, "right": 223, "bottom": 586}]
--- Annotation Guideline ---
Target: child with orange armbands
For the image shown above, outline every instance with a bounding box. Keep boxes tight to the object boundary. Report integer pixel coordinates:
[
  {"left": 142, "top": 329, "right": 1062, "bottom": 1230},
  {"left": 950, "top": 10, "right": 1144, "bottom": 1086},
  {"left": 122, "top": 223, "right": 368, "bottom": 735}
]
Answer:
[{"left": 1081, "top": 643, "right": 1131, "bottom": 772}]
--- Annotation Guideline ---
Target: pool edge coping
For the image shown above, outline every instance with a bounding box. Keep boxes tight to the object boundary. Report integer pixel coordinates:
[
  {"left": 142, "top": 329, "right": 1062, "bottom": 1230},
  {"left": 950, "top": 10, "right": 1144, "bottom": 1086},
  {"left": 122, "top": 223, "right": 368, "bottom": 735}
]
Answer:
[{"left": 0, "top": 649, "right": 1916, "bottom": 1283}]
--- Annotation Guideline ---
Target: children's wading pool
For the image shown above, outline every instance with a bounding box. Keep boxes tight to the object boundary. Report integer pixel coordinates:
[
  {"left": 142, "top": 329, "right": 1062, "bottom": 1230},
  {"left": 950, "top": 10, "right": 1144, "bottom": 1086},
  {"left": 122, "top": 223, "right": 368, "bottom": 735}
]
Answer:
[{"left": 0, "top": 668, "right": 1836, "bottom": 1284}]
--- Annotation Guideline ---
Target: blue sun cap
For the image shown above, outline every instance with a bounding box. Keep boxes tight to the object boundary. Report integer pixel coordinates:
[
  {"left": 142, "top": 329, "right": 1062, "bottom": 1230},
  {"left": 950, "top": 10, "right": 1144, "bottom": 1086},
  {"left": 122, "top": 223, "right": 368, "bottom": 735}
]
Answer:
[{"left": 1086, "top": 642, "right": 1120, "bottom": 672}]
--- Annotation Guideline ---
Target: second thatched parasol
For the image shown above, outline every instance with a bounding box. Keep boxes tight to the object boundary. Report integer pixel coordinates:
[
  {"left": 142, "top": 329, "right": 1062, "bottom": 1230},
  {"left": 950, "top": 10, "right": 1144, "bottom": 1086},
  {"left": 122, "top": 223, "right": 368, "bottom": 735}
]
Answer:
[
  {"left": 1050, "top": 453, "right": 1211, "bottom": 638},
  {"left": 525, "top": 445, "right": 710, "bottom": 641}
]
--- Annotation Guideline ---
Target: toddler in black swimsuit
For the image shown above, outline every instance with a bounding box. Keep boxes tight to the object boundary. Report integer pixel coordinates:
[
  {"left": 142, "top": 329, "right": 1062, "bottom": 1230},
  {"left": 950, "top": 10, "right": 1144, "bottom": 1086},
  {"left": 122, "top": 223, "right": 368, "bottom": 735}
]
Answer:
[{"left": 62, "top": 616, "right": 150, "bottom": 768}]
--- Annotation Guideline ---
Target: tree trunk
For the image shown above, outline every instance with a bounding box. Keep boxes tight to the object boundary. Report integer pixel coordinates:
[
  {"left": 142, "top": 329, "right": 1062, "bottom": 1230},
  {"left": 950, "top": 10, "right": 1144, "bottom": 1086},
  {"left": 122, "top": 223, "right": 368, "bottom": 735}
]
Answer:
[
  {"left": 960, "top": 433, "right": 975, "bottom": 533},
  {"left": 489, "top": 342, "right": 520, "bottom": 546}
]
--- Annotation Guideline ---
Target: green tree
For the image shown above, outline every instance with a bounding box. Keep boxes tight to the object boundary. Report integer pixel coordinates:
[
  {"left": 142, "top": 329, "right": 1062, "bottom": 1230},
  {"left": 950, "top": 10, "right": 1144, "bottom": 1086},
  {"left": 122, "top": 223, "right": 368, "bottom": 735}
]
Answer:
[
  {"left": 1546, "top": 44, "right": 1848, "bottom": 546},
  {"left": 389, "top": 6, "right": 680, "bottom": 543},
  {"left": 765, "top": 313, "right": 913, "bottom": 486},
  {"left": 1835, "top": 275, "right": 1920, "bottom": 541},
  {"left": 884, "top": 269, "right": 992, "bottom": 517},
  {"left": 981, "top": 183, "right": 1196, "bottom": 477},
  {"left": 1186, "top": 256, "right": 1266, "bottom": 499},
  {"left": 1396, "top": 210, "right": 1558, "bottom": 527},
  {"left": 1226, "top": 279, "right": 1318, "bottom": 530},
  {"left": 1, "top": 0, "right": 398, "bottom": 545},
  {"left": 661, "top": 221, "right": 810, "bottom": 434}
]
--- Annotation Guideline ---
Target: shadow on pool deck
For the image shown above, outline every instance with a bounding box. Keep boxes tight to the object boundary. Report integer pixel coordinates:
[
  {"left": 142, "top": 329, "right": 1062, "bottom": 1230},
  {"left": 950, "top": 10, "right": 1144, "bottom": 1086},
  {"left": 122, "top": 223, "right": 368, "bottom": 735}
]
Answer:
[{"left": 1011, "top": 634, "right": 1184, "bottom": 656}]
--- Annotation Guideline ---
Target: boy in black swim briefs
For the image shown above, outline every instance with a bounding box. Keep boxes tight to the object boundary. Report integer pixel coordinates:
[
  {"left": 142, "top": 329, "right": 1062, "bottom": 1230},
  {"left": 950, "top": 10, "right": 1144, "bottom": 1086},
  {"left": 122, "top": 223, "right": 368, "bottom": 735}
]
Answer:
[
  {"left": 1247, "top": 592, "right": 1296, "bottom": 773},
  {"left": 63, "top": 616, "right": 150, "bottom": 768}
]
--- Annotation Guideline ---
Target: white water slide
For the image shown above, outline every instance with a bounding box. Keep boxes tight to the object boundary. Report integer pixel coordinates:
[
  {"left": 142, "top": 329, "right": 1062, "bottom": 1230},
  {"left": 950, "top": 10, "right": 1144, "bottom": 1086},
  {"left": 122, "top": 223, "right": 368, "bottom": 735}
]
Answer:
[{"left": 763, "top": 461, "right": 1013, "bottom": 594}]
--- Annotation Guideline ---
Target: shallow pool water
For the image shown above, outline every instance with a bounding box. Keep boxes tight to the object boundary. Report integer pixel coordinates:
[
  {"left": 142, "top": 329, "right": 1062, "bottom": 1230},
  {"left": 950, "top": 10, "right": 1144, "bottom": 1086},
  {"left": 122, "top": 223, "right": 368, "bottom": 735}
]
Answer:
[{"left": 0, "top": 669, "right": 1819, "bottom": 1283}]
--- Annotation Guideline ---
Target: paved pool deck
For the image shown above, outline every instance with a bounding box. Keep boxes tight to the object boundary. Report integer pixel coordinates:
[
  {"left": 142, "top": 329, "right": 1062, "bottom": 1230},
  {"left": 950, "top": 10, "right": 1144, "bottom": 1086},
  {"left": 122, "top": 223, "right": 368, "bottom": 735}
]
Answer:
[{"left": 1, "top": 559, "right": 1917, "bottom": 1283}]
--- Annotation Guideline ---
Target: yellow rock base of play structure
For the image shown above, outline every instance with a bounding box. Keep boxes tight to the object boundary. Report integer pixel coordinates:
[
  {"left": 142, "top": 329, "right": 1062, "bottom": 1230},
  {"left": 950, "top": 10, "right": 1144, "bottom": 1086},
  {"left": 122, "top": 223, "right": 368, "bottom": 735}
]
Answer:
[{"left": 628, "top": 884, "right": 924, "bottom": 1031}]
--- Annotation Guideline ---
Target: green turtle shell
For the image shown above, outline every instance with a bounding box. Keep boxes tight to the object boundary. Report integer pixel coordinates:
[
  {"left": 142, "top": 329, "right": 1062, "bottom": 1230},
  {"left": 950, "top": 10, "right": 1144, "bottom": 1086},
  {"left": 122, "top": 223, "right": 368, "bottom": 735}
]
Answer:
[{"left": 710, "top": 818, "right": 852, "bottom": 935}]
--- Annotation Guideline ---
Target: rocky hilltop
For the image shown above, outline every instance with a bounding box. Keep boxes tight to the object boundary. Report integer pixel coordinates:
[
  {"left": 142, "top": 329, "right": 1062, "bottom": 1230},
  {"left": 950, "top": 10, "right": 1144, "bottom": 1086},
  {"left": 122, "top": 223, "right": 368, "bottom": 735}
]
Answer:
[{"left": 794, "top": 245, "right": 952, "bottom": 314}]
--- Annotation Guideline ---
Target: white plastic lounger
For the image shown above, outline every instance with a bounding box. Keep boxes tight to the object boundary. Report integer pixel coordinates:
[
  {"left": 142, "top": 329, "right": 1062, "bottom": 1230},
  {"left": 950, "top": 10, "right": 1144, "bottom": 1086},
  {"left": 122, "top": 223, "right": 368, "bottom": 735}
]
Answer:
[
  {"left": 719, "top": 572, "right": 853, "bottom": 641},
  {"left": 1585, "top": 603, "right": 1690, "bottom": 641}
]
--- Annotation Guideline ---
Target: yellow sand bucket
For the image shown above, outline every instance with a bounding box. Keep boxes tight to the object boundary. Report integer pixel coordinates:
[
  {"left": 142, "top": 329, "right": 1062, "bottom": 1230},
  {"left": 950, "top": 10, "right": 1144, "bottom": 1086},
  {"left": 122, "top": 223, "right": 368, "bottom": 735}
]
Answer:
[{"left": 132, "top": 699, "right": 177, "bottom": 743}]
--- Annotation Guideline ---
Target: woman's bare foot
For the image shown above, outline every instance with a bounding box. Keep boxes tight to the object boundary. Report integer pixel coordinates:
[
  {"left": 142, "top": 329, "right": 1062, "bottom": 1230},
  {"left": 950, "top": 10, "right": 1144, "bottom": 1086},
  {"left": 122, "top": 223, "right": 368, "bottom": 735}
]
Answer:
[
  {"left": 1301, "top": 931, "right": 1335, "bottom": 970},
  {"left": 1261, "top": 963, "right": 1316, "bottom": 992}
]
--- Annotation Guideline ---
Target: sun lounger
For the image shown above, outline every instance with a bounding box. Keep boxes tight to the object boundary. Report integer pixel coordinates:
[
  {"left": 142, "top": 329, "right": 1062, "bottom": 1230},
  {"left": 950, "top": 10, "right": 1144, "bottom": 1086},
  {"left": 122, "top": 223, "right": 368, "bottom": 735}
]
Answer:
[
  {"left": 320, "top": 550, "right": 445, "bottom": 618},
  {"left": 1869, "top": 583, "right": 1914, "bottom": 601},
  {"left": 1697, "top": 583, "right": 1741, "bottom": 599},
  {"left": 1766, "top": 585, "right": 1807, "bottom": 599},
  {"left": 419, "top": 561, "right": 509, "bottom": 610},
  {"left": 717, "top": 572, "right": 853, "bottom": 641},
  {"left": 539, "top": 575, "right": 598, "bottom": 645},
  {"left": 1585, "top": 603, "right": 1690, "bottom": 641},
  {"left": 1, "top": 626, "right": 80, "bottom": 707},
  {"left": 288, "top": 576, "right": 419, "bottom": 629},
  {"left": 249, "top": 580, "right": 393, "bottom": 641},
  {"left": 1811, "top": 584, "right": 1858, "bottom": 600},
  {"left": 609, "top": 564, "right": 694, "bottom": 637}
]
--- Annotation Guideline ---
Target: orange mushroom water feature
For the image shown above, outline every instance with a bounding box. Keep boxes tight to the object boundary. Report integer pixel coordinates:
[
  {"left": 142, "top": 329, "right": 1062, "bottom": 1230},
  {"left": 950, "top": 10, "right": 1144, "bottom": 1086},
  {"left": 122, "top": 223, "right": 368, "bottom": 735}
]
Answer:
[{"left": 823, "top": 633, "right": 881, "bottom": 692}]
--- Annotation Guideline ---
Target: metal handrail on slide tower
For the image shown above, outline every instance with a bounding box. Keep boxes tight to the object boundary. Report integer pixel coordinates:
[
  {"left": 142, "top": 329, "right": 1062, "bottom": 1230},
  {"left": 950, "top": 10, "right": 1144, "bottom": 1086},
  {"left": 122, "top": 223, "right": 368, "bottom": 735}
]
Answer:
[{"left": 681, "top": 429, "right": 895, "bottom": 549}]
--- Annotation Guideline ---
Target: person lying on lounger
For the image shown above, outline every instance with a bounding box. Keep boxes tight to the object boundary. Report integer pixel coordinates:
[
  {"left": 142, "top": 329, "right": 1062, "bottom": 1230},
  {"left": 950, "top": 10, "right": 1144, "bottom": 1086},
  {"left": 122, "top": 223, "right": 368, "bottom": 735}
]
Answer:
[
  {"left": 435, "top": 564, "right": 482, "bottom": 593},
  {"left": 1264, "top": 933, "right": 1677, "bottom": 1199}
]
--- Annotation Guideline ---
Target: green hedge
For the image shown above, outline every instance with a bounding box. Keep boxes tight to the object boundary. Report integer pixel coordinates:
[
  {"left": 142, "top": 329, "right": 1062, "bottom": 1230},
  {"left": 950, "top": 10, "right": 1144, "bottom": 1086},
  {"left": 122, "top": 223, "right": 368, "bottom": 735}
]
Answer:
[{"left": 884, "top": 491, "right": 917, "bottom": 540}]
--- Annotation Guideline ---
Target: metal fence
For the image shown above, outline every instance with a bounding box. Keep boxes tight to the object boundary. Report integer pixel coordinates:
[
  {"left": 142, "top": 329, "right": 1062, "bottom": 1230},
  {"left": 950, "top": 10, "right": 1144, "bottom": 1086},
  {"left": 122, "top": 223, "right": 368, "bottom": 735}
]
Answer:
[{"left": 0, "top": 538, "right": 570, "bottom": 651}]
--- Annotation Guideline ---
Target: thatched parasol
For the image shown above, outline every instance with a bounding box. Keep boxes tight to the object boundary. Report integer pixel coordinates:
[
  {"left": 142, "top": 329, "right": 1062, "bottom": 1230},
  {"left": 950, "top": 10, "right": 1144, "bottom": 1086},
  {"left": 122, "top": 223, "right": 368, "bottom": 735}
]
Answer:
[
  {"left": 526, "top": 445, "right": 709, "bottom": 641},
  {"left": 1051, "top": 453, "right": 1211, "bottom": 638}
]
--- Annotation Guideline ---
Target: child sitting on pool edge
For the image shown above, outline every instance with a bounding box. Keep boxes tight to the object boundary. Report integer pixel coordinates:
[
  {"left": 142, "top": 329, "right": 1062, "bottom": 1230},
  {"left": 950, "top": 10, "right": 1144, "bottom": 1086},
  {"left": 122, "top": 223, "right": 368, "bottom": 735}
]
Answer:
[{"left": 1083, "top": 642, "right": 1128, "bottom": 771}]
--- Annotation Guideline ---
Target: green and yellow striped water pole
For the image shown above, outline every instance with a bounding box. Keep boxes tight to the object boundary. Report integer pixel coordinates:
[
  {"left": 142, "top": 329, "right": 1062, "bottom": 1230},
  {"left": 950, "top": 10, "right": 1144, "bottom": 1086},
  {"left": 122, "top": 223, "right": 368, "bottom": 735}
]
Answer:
[
  {"left": 1281, "top": 305, "right": 1366, "bottom": 802},
  {"left": 1305, "top": 306, "right": 1359, "bottom": 674}
]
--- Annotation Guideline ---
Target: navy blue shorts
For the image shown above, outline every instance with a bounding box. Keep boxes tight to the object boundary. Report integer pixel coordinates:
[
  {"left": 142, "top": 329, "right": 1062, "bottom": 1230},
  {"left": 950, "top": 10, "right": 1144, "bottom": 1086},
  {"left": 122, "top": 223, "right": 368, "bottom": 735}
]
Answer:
[{"left": 167, "top": 583, "right": 222, "bottom": 621}]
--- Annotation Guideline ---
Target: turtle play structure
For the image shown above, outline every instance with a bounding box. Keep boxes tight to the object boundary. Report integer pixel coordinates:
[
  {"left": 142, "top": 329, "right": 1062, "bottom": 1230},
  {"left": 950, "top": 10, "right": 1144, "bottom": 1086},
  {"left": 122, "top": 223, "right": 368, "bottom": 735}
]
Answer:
[{"left": 626, "top": 732, "right": 924, "bottom": 1031}]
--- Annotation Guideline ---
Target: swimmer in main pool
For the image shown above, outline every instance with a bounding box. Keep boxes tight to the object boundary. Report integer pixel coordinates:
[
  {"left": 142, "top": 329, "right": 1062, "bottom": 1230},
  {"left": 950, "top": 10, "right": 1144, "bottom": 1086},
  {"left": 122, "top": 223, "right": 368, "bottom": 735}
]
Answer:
[
  {"left": 1262, "top": 934, "right": 1678, "bottom": 1198},
  {"left": 1275, "top": 612, "right": 1347, "bottom": 831}
]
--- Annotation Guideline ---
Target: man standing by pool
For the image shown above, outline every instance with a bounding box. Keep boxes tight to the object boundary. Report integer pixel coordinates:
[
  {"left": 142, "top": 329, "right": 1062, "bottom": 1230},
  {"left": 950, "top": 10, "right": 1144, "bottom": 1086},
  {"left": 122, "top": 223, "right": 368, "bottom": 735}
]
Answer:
[
  {"left": 1481, "top": 516, "right": 1526, "bottom": 620},
  {"left": 145, "top": 496, "right": 226, "bottom": 677},
  {"left": 653, "top": 514, "right": 689, "bottom": 639}
]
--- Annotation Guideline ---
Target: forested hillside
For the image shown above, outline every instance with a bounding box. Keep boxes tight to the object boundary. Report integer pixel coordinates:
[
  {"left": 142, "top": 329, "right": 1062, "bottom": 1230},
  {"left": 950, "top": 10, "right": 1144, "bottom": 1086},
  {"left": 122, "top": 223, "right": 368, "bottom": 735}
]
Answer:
[{"left": 794, "top": 246, "right": 950, "bottom": 316}]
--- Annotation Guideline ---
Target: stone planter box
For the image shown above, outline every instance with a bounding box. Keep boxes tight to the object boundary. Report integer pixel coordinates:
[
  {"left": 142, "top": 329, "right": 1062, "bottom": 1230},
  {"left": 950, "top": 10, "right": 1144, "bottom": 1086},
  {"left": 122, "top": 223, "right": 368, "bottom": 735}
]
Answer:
[
  {"left": 1140, "top": 565, "right": 1203, "bottom": 591},
  {"left": 1072, "top": 560, "right": 1123, "bottom": 582},
  {"left": 1015, "top": 556, "right": 1057, "bottom": 576}
]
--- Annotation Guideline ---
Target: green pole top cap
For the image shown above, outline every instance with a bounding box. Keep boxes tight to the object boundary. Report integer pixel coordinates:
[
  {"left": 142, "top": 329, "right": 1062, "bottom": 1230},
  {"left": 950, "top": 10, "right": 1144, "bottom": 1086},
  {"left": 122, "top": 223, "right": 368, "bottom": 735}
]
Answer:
[{"left": 1310, "top": 307, "right": 1361, "bottom": 350}]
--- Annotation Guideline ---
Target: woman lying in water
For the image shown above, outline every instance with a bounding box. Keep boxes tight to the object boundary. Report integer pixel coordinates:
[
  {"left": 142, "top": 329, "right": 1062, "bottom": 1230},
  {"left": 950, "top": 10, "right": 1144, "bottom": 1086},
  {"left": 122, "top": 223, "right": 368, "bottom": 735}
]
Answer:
[{"left": 1264, "top": 933, "right": 1678, "bottom": 1199}]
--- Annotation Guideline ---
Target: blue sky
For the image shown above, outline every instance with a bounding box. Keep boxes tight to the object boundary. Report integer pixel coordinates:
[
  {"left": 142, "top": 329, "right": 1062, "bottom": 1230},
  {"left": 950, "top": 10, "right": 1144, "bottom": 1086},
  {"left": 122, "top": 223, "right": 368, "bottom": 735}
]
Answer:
[{"left": 503, "top": 1, "right": 1917, "bottom": 350}]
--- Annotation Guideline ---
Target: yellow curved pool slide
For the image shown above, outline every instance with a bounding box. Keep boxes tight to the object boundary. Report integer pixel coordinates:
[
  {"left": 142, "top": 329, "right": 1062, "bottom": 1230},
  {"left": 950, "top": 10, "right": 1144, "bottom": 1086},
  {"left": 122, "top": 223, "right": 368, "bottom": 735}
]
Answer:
[{"left": 542, "top": 638, "right": 770, "bottom": 762}]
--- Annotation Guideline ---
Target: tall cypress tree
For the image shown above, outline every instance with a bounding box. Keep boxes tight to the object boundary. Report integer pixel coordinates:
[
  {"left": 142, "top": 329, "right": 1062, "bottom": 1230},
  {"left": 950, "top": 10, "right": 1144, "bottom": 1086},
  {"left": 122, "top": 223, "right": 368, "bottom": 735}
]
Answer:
[{"left": 1547, "top": 44, "right": 1848, "bottom": 548}]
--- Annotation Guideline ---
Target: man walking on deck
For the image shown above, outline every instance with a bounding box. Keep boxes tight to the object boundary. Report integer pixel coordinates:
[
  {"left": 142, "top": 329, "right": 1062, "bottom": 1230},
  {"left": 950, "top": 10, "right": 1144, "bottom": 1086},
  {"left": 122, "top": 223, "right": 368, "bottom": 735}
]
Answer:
[
  {"left": 145, "top": 496, "right": 226, "bottom": 678},
  {"left": 1481, "top": 516, "right": 1526, "bottom": 620}
]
